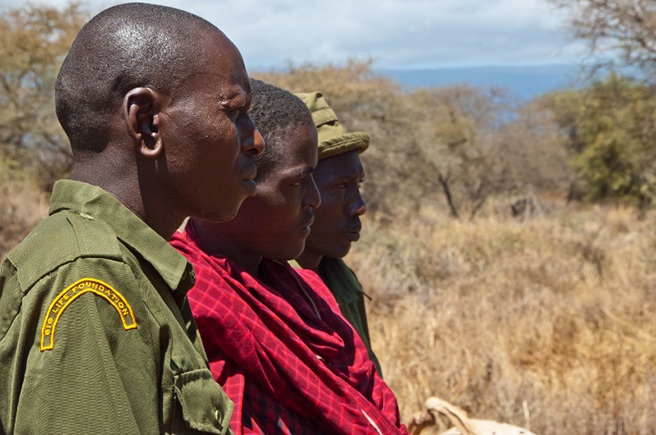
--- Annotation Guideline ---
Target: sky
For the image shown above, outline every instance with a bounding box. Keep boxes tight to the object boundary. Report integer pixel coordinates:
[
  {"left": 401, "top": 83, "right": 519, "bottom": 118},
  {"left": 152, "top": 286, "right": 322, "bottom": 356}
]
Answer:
[{"left": 1, "top": 0, "right": 585, "bottom": 72}]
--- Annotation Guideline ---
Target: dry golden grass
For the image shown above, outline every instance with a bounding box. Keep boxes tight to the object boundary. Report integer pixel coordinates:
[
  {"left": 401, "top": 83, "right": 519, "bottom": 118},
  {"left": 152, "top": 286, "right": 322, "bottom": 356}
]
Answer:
[
  {"left": 3, "top": 168, "right": 655, "bottom": 434},
  {"left": 349, "top": 202, "right": 656, "bottom": 435}
]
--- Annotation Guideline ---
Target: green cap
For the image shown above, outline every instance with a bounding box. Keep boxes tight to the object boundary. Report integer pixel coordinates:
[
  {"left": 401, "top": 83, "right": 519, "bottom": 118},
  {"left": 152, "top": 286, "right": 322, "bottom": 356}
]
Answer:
[{"left": 294, "top": 91, "right": 369, "bottom": 160}]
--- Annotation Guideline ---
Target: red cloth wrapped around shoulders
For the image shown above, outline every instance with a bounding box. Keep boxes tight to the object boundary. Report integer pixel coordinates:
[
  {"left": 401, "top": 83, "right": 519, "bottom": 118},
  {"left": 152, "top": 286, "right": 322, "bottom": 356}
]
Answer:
[{"left": 170, "top": 225, "right": 407, "bottom": 435}]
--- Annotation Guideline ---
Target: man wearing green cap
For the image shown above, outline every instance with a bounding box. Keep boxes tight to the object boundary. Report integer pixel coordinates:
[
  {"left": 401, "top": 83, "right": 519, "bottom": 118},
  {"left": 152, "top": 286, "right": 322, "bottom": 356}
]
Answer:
[{"left": 292, "top": 91, "right": 382, "bottom": 375}]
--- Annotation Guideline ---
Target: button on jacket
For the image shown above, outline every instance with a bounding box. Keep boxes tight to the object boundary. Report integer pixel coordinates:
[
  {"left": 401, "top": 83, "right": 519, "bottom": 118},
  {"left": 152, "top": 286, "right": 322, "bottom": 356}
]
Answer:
[{"left": 0, "top": 180, "right": 234, "bottom": 434}]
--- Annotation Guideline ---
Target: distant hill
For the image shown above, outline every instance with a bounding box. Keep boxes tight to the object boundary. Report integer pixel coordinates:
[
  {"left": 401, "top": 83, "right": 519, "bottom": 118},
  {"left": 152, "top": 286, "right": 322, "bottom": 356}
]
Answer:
[{"left": 377, "top": 64, "right": 583, "bottom": 100}]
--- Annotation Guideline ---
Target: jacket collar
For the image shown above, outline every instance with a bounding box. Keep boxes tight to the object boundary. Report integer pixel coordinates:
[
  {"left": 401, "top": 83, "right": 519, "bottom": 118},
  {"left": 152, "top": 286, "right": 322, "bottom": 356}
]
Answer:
[{"left": 49, "top": 179, "right": 194, "bottom": 292}]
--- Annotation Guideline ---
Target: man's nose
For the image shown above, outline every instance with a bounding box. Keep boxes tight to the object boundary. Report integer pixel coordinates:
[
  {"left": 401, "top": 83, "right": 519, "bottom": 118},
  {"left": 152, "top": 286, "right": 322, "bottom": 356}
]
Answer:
[
  {"left": 304, "top": 176, "right": 321, "bottom": 209},
  {"left": 242, "top": 128, "right": 265, "bottom": 157},
  {"left": 252, "top": 129, "right": 265, "bottom": 155},
  {"left": 347, "top": 192, "right": 366, "bottom": 217}
]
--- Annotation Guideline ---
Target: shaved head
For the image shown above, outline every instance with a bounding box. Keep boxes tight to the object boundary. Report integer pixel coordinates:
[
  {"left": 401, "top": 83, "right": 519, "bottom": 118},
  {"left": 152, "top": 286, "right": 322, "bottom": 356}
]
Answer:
[
  {"left": 56, "top": 3, "right": 225, "bottom": 153},
  {"left": 49, "top": 2, "right": 265, "bottom": 238}
]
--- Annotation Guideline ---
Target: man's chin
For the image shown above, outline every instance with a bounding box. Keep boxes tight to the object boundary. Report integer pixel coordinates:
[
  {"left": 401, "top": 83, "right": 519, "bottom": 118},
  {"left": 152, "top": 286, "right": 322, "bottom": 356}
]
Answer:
[
  {"left": 271, "top": 245, "right": 305, "bottom": 263},
  {"left": 201, "top": 202, "right": 243, "bottom": 224},
  {"left": 334, "top": 246, "right": 352, "bottom": 259},
  {"left": 242, "top": 178, "right": 257, "bottom": 197}
]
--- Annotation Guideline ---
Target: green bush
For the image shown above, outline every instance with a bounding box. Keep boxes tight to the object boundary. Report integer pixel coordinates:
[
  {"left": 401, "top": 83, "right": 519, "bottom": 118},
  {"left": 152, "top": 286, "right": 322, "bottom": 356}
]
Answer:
[{"left": 547, "top": 73, "right": 656, "bottom": 209}]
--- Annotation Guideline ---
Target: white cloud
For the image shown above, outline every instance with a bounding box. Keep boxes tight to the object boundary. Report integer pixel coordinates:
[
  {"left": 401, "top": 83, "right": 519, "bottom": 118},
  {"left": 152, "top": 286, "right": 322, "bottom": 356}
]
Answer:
[{"left": 0, "top": 0, "right": 586, "bottom": 69}]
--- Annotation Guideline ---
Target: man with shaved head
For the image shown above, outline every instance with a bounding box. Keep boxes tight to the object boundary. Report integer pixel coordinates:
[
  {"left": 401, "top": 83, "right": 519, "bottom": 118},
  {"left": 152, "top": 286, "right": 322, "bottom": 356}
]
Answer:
[{"left": 0, "top": 3, "right": 263, "bottom": 433}]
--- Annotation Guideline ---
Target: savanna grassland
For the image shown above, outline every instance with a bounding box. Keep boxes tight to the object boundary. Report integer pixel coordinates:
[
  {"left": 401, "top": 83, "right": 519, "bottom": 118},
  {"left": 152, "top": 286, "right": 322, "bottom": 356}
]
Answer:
[
  {"left": 6, "top": 170, "right": 656, "bottom": 434},
  {"left": 350, "top": 201, "right": 656, "bottom": 434}
]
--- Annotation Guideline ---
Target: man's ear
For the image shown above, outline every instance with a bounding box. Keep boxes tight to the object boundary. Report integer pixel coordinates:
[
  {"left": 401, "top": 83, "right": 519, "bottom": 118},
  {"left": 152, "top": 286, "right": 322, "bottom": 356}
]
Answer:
[{"left": 124, "top": 87, "right": 164, "bottom": 158}]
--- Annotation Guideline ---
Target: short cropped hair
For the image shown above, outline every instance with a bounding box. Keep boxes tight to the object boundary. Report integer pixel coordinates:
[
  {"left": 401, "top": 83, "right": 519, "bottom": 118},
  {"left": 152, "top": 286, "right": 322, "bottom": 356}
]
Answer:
[
  {"left": 248, "top": 78, "right": 314, "bottom": 169},
  {"left": 56, "top": 3, "right": 219, "bottom": 153}
]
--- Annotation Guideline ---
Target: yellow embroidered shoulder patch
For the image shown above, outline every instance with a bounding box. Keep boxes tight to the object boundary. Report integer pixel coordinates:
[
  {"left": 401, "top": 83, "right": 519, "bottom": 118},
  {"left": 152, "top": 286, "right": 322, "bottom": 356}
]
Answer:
[{"left": 40, "top": 278, "right": 137, "bottom": 351}]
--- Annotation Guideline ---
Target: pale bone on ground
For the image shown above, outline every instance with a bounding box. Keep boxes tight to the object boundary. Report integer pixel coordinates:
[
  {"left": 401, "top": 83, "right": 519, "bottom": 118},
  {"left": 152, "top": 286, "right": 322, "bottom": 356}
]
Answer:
[{"left": 408, "top": 397, "right": 538, "bottom": 435}]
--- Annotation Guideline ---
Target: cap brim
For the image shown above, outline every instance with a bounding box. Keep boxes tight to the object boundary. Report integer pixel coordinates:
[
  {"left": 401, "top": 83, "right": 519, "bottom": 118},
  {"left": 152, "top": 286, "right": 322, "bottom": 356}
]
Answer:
[{"left": 319, "top": 132, "right": 370, "bottom": 159}]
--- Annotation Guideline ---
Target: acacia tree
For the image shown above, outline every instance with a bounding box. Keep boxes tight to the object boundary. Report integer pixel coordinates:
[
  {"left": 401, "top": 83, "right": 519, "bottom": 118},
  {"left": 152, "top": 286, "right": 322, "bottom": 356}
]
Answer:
[
  {"left": 0, "top": 2, "right": 88, "bottom": 184},
  {"left": 408, "top": 86, "right": 514, "bottom": 218},
  {"left": 550, "top": 0, "right": 656, "bottom": 76}
]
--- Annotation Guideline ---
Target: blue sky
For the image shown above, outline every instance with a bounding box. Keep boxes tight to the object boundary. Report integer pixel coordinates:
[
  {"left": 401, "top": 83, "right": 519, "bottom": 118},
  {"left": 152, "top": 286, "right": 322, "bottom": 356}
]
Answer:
[{"left": 1, "top": 0, "right": 585, "bottom": 71}]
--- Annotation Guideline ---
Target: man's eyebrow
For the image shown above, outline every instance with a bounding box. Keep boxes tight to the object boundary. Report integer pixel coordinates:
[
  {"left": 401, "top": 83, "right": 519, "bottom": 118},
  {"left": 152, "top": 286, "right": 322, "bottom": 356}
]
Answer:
[
  {"left": 334, "top": 172, "right": 364, "bottom": 182},
  {"left": 219, "top": 89, "right": 249, "bottom": 108},
  {"left": 294, "top": 167, "right": 314, "bottom": 178}
]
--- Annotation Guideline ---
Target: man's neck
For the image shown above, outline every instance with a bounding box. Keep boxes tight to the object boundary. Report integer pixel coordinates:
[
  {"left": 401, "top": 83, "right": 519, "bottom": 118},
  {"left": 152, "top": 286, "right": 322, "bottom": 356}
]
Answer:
[
  {"left": 73, "top": 153, "right": 185, "bottom": 240},
  {"left": 190, "top": 219, "right": 263, "bottom": 277}
]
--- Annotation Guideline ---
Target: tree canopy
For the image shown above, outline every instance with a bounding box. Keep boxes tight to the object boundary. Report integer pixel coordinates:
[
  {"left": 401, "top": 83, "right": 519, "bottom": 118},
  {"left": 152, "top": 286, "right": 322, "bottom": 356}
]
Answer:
[
  {"left": 546, "top": 73, "right": 656, "bottom": 208},
  {"left": 255, "top": 62, "right": 571, "bottom": 217},
  {"left": 550, "top": 0, "right": 656, "bottom": 76}
]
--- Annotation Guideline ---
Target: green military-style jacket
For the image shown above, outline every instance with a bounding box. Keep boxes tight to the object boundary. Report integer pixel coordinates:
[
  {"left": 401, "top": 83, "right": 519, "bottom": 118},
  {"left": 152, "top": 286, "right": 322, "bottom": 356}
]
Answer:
[
  {"left": 316, "top": 257, "right": 382, "bottom": 377},
  {"left": 0, "top": 180, "right": 234, "bottom": 434}
]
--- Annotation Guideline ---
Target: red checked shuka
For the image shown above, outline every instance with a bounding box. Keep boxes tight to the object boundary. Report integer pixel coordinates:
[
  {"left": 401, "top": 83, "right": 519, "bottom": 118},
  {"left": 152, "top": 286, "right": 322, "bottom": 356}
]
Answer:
[{"left": 171, "top": 226, "right": 408, "bottom": 435}]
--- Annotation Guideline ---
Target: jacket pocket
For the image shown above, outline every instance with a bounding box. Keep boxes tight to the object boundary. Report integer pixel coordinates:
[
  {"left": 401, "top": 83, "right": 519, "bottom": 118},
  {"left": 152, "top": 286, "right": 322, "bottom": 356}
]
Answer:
[{"left": 174, "top": 368, "right": 234, "bottom": 434}]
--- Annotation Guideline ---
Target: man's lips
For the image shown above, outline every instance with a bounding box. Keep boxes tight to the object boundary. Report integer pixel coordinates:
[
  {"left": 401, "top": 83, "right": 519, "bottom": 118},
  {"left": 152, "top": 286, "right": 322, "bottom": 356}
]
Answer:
[
  {"left": 343, "top": 225, "right": 362, "bottom": 241},
  {"left": 242, "top": 164, "right": 257, "bottom": 181},
  {"left": 241, "top": 165, "right": 258, "bottom": 194},
  {"left": 300, "top": 216, "right": 315, "bottom": 230},
  {"left": 344, "top": 231, "right": 361, "bottom": 241}
]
